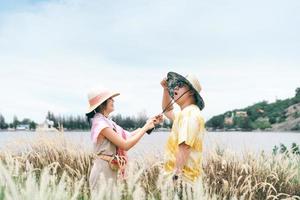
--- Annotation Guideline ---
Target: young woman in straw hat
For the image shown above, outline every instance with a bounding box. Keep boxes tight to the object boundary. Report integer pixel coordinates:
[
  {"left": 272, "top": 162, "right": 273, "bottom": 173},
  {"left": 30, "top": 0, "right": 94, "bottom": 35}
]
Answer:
[{"left": 86, "top": 87, "right": 162, "bottom": 190}]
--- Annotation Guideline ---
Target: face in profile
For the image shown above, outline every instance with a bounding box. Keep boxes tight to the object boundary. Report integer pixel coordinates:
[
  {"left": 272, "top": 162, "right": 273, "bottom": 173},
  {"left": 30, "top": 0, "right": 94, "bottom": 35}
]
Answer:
[
  {"left": 105, "top": 97, "right": 115, "bottom": 114},
  {"left": 173, "top": 82, "right": 192, "bottom": 104}
]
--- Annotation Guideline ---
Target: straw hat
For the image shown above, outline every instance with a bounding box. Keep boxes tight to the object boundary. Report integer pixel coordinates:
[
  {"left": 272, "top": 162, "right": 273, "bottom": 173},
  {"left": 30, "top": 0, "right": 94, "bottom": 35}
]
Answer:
[
  {"left": 167, "top": 72, "right": 205, "bottom": 110},
  {"left": 86, "top": 88, "right": 120, "bottom": 114}
]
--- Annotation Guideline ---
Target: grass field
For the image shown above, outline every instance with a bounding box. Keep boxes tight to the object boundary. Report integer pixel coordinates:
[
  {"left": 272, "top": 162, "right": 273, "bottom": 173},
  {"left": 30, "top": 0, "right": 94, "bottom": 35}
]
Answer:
[{"left": 0, "top": 134, "right": 299, "bottom": 200}]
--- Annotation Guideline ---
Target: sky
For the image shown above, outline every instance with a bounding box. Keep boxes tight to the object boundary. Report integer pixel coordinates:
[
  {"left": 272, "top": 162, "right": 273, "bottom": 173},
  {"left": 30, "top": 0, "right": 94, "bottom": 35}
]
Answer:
[{"left": 0, "top": 0, "right": 299, "bottom": 123}]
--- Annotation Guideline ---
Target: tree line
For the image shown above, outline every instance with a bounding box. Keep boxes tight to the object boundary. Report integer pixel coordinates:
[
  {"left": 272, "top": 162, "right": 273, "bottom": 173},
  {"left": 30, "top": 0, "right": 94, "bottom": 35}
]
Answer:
[
  {"left": 46, "top": 111, "right": 172, "bottom": 131},
  {"left": 0, "top": 111, "right": 172, "bottom": 131},
  {"left": 0, "top": 115, "right": 36, "bottom": 130}
]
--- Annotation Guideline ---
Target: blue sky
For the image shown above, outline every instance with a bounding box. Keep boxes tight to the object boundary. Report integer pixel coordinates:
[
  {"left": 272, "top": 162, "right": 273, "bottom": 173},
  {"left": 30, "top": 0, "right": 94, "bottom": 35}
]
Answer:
[
  {"left": 0, "top": 0, "right": 300, "bottom": 123},
  {"left": 0, "top": 0, "right": 46, "bottom": 12}
]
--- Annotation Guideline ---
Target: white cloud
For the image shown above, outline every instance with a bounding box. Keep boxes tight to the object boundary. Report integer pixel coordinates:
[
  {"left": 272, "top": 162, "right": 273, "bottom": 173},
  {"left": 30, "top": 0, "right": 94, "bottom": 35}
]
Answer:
[{"left": 0, "top": 0, "right": 299, "bottom": 123}]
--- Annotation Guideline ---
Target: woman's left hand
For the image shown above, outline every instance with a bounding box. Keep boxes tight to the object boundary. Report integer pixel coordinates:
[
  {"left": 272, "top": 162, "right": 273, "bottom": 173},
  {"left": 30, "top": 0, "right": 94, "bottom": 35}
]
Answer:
[{"left": 153, "top": 114, "right": 163, "bottom": 125}]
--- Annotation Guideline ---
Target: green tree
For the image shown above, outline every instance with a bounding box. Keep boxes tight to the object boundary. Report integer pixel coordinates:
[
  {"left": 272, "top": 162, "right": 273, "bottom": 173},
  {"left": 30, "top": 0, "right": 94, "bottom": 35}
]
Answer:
[
  {"left": 29, "top": 121, "right": 37, "bottom": 130},
  {"left": 50, "top": 113, "right": 90, "bottom": 131},
  {"left": 0, "top": 114, "right": 8, "bottom": 129},
  {"left": 12, "top": 115, "right": 19, "bottom": 129},
  {"left": 21, "top": 118, "right": 31, "bottom": 124},
  {"left": 20, "top": 118, "right": 37, "bottom": 130},
  {"left": 233, "top": 116, "right": 252, "bottom": 130},
  {"left": 135, "top": 111, "right": 147, "bottom": 129},
  {"left": 252, "top": 117, "right": 271, "bottom": 130},
  {"left": 293, "top": 87, "right": 300, "bottom": 104},
  {"left": 123, "top": 117, "right": 135, "bottom": 130},
  {"left": 9, "top": 123, "right": 14, "bottom": 128},
  {"left": 296, "top": 88, "right": 300, "bottom": 97},
  {"left": 206, "top": 115, "right": 224, "bottom": 129},
  {"left": 47, "top": 111, "right": 59, "bottom": 128},
  {"left": 269, "top": 116, "right": 277, "bottom": 124}
]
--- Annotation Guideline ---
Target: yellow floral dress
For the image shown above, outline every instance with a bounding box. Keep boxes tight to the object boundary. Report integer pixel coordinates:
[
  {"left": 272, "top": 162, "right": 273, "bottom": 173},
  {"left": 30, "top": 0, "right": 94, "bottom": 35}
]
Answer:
[{"left": 164, "top": 104, "right": 205, "bottom": 183}]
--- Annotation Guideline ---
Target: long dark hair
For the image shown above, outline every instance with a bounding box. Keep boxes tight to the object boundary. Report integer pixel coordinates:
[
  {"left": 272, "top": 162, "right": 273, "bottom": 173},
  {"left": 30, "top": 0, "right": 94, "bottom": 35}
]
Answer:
[{"left": 86, "top": 100, "right": 108, "bottom": 124}]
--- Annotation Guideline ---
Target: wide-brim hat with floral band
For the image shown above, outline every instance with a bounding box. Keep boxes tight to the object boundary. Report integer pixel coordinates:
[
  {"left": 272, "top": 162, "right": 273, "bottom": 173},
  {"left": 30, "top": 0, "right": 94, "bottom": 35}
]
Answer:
[
  {"left": 86, "top": 88, "right": 120, "bottom": 114},
  {"left": 167, "top": 71, "right": 205, "bottom": 110}
]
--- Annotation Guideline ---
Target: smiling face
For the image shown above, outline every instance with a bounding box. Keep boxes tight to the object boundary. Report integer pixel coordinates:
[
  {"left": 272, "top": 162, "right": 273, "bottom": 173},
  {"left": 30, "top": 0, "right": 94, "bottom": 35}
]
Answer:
[
  {"left": 105, "top": 97, "right": 115, "bottom": 114},
  {"left": 98, "top": 97, "right": 115, "bottom": 117}
]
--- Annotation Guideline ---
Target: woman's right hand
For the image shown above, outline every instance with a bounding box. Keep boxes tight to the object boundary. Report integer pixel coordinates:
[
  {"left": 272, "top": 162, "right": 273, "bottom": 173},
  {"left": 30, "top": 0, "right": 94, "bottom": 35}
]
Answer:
[
  {"left": 160, "top": 78, "right": 168, "bottom": 89},
  {"left": 143, "top": 118, "right": 155, "bottom": 131}
]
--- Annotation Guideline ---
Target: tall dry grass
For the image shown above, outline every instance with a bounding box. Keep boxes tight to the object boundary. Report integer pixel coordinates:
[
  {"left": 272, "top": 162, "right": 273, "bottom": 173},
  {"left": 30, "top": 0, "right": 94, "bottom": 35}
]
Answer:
[
  {"left": 203, "top": 148, "right": 300, "bottom": 200},
  {"left": 0, "top": 133, "right": 299, "bottom": 200}
]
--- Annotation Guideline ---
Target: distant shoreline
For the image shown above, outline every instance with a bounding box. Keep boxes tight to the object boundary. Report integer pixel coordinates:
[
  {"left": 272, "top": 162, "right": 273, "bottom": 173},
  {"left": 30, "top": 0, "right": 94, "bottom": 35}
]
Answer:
[
  {"left": 0, "top": 129, "right": 299, "bottom": 133},
  {"left": 206, "top": 128, "right": 300, "bottom": 133}
]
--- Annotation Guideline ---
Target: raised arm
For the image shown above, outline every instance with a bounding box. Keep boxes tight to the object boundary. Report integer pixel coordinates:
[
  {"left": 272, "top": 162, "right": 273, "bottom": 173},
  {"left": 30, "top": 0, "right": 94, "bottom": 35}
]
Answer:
[{"left": 161, "top": 78, "right": 175, "bottom": 121}]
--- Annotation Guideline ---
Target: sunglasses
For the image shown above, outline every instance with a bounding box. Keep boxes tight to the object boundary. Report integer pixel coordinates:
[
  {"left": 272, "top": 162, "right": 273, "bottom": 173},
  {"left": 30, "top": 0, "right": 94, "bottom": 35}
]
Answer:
[
  {"left": 174, "top": 81, "right": 186, "bottom": 88},
  {"left": 167, "top": 79, "right": 188, "bottom": 98}
]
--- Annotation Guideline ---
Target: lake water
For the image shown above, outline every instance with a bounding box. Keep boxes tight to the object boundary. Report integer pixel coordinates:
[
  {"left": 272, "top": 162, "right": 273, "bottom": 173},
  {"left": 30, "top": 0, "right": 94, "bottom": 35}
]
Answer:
[{"left": 0, "top": 131, "right": 299, "bottom": 158}]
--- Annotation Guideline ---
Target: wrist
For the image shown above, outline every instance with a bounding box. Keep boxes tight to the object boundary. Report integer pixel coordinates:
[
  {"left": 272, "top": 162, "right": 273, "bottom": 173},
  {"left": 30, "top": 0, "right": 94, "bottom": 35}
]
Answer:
[
  {"left": 141, "top": 127, "right": 148, "bottom": 133},
  {"left": 134, "top": 128, "right": 141, "bottom": 133}
]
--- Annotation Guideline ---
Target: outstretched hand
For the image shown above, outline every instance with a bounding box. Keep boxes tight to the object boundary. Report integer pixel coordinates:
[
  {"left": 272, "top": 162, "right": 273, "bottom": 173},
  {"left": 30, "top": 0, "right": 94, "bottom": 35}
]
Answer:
[
  {"left": 144, "top": 114, "right": 164, "bottom": 135},
  {"left": 144, "top": 118, "right": 155, "bottom": 131},
  {"left": 153, "top": 114, "right": 163, "bottom": 125}
]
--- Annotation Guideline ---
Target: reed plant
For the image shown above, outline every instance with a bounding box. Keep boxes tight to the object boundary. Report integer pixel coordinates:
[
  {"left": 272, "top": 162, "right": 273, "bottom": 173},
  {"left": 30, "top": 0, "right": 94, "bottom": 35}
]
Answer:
[{"left": 0, "top": 133, "right": 299, "bottom": 200}]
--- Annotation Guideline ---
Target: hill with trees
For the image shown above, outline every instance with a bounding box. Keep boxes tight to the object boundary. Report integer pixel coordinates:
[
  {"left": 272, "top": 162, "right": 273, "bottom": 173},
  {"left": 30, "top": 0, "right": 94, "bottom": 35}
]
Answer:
[{"left": 206, "top": 88, "right": 300, "bottom": 132}]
